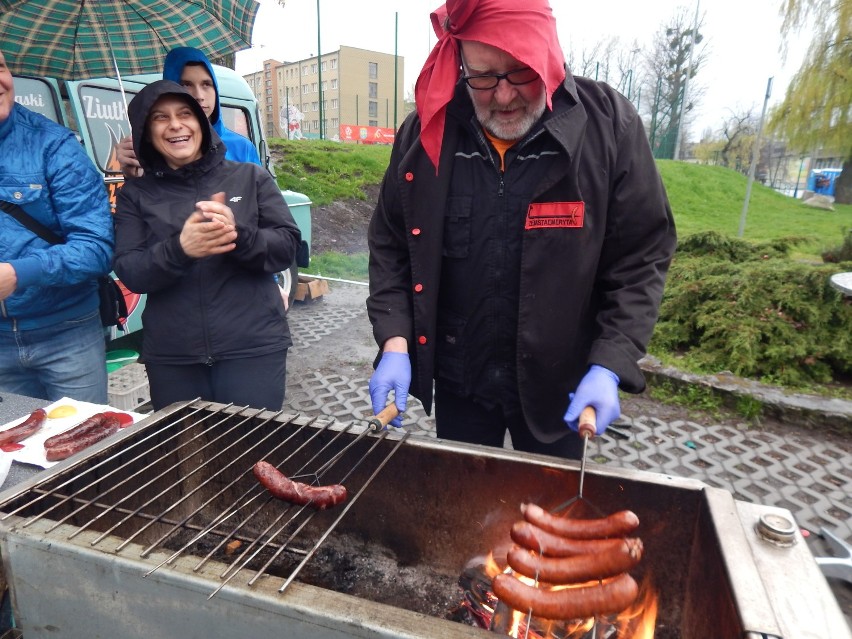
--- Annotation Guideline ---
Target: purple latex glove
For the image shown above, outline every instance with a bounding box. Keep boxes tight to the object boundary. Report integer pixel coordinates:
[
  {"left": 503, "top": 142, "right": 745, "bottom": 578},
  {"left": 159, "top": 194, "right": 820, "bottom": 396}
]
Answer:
[
  {"left": 369, "top": 352, "right": 411, "bottom": 428},
  {"left": 564, "top": 365, "right": 621, "bottom": 436}
]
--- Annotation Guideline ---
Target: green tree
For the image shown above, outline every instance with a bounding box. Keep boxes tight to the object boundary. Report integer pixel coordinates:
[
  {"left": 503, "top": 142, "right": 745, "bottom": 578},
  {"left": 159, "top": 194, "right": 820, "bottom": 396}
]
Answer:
[
  {"left": 641, "top": 8, "right": 707, "bottom": 160},
  {"left": 768, "top": 0, "right": 852, "bottom": 202}
]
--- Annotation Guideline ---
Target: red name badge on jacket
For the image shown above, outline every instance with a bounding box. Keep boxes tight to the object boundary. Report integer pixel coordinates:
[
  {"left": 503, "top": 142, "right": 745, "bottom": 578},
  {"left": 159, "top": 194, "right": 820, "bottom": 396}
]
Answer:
[{"left": 525, "top": 202, "right": 585, "bottom": 230}]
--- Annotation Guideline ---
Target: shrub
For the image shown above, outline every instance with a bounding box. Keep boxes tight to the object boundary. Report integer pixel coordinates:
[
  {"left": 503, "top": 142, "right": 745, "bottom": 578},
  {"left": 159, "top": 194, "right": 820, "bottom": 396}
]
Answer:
[
  {"left": 650, "top": 232, "right": 852, "bottom": 387},
  {"left": 822, "top": 228, "right": 852, "bottom": 263}
]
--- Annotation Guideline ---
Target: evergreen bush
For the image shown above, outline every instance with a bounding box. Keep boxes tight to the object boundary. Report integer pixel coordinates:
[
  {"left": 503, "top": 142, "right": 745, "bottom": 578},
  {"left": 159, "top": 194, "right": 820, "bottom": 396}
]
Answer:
[{"left": 651, "top": 232, "right": 852, "bottom": 387}]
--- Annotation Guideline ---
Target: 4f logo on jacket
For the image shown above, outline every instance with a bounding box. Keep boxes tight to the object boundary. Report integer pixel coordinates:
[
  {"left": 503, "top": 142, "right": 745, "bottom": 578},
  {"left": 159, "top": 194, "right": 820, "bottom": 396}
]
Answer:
[
  {"left": 525, "top": 202, "right": 585, "bottom": 230},
  {"left": 229, "top": 196, "right": 243, "bottom": 203}
]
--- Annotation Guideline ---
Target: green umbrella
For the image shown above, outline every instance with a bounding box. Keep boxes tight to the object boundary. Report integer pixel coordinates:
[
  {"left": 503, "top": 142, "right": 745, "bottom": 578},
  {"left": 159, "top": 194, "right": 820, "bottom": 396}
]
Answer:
[{"left": 0, "top": 0, "right": 260, "bottom": 80}]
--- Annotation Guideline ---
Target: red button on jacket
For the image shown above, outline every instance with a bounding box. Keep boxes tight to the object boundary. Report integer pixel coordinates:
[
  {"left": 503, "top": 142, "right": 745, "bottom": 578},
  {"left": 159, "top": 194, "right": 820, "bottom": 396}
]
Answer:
[
  {"left": 405, "top": 172, "right": 414, "bottom": 182},
  {"left": 417, "top": 335, "right": 427, "bottom": 345},
  {"left": 414, "top": 283, "right": 423, "bottom": 293}
]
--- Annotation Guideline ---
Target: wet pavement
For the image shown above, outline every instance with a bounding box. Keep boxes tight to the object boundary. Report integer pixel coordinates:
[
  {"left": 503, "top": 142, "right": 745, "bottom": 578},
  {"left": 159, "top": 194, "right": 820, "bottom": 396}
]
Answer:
[{"left": 285, "top": 282, "right": 852, "bottom": 622}]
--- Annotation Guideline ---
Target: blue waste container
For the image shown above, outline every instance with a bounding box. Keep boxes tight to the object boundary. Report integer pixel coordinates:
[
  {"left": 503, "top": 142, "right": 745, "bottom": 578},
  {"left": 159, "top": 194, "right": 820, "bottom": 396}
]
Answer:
[{"left": 807, "top": 168, "right": 842, "bottom": 196}]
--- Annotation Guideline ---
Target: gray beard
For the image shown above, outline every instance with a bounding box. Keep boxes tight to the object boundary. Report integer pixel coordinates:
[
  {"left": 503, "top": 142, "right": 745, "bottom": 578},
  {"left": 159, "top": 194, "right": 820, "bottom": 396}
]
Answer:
[{"left": 469, "top": 87, "right": 547, "bottom": 142}]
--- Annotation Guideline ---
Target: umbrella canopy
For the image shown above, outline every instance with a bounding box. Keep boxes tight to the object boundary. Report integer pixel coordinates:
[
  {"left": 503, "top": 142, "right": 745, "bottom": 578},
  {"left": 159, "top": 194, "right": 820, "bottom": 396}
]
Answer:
[{"left": 0, "top": 0, "right": 260, "bottom": 80}]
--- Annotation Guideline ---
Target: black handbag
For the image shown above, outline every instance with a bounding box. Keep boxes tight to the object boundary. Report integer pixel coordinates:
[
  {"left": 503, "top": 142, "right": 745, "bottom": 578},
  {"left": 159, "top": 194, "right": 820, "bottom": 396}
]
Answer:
[{"left": 0, "top": 199, "right": 128, "bottom": 330}]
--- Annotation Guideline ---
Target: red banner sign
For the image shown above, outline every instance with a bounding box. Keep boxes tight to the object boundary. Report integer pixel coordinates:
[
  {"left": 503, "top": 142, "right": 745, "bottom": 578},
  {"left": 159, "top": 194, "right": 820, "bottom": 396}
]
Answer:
[{"left": 339, "top": 124, "right": 395, "bottom": 145}]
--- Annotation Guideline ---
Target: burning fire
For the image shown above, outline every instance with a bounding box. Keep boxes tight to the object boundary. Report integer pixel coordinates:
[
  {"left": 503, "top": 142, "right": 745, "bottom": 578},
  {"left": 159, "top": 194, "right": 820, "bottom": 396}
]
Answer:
[{"left": 452, "top": 552, "right": 658, "bottom": 638}]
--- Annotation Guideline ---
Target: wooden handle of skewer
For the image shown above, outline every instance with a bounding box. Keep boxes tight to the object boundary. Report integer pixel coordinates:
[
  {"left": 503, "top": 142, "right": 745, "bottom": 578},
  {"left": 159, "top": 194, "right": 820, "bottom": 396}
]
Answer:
[
  {"left": 368, "top": 404, "right": 400, "bottom": 431},
  {"left": 578, "top": 406, "right": 596, "bottom": 439}
]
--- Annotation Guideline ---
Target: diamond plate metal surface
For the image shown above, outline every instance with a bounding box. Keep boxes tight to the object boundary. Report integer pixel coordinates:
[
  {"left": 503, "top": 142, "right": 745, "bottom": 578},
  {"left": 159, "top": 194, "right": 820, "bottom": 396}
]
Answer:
[{"left": 284, "top": 288, "right": 852, "bottom": 543}]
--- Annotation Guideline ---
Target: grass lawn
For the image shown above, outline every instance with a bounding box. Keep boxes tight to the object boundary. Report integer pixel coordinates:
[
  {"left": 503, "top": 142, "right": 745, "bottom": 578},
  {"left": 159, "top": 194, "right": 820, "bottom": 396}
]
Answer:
[{"left": 270, "top": 139, "right": 850, "bottom": 262}]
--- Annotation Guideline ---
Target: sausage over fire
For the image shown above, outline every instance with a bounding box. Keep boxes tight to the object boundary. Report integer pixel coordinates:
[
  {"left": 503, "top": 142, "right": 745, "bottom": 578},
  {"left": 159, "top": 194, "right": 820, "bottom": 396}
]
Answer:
[
  {"left": 507, "top": 539, "right": 643, "bottom": 583},
  {"left": 510, "top": 521, "right": 628, "bottom": 557},
  {"left": 492, "top": 571, "right": 639, "bottom": 621},
  {"left": 0, "top": 409, "right": 47, "bottom": 446},
  {"left": 253, "top": 461, "right": 347, "bottom": 510},
  {"left": 44, "top": 415, "right": 120, "bottom": 462},
  {"left": 522, "top": 503, "right": 640, "bottom": 539},
  {"left": 43, "top": 413, "right": 108, "bottom": 449}
]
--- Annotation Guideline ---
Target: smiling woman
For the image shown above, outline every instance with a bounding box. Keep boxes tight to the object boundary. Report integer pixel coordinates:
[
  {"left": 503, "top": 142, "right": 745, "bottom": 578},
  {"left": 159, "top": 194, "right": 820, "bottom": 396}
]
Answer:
[
  {"left": 112, "top": 79, "right": 303, "bottom": 413},
  {"left": 147, "top": 95, "right": 204, "bottom": 169}
]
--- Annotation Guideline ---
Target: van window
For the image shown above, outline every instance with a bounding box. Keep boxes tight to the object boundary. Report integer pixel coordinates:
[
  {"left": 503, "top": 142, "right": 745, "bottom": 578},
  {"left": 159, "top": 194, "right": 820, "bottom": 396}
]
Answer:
[
  {"left": 220, "top": 104, "right": 252, "bottom": 141},
  {"left": 14, "top": 77, "right": 63, "bottom": 123}
]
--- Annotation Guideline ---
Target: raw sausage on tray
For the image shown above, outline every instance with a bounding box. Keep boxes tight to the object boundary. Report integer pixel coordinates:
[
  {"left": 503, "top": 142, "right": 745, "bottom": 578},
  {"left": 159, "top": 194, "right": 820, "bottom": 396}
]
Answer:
[
  {"left": 521, "top": 503, "right": 639, "bottom": 539},
  {"left": 507, "top": 538, "right": 644, "bottom": 583},
  {"left": 253, "top": 461, "right": 347, "bottom": 510},
  {"left": 44, "top": 414, "right": 121, "bottom": 462},
  {"left": 0, "top": 409, "right": 47, "bottom": 446},
  {"left": 492, "top": 572, "right": 639, "bottom": 620}
]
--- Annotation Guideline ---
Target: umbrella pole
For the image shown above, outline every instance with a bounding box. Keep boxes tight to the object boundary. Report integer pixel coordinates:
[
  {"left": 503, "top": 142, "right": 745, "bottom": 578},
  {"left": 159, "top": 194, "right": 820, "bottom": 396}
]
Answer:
[{"left": 90, "top": 0, "right": 130, "bottom": 122}]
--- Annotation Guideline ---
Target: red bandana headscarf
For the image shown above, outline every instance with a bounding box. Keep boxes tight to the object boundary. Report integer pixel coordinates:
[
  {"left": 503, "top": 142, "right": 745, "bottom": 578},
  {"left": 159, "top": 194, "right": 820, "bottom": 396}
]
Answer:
[{"left": 414, "top": 0, "right": 566, "bottom": 173}]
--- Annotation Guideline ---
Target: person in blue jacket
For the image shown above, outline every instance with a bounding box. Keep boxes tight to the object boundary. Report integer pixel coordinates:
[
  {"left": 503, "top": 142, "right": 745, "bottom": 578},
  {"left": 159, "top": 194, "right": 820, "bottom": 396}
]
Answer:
[
  {"left": 116, "top": 46, "right": 261, "bottom": 176},
  {"left": 0, "top": 49, "right": 114, "bottom": 404}
]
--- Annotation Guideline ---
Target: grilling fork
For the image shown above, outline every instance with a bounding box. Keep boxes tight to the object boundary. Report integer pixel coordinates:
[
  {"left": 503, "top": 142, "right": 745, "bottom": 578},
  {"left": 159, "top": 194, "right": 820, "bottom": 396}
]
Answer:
[
  {"left": 552, "top": 406, "right": 597, "bottom": 514},
  {"left": 576, "top": 406, "right": 597, "bottom": 502}
]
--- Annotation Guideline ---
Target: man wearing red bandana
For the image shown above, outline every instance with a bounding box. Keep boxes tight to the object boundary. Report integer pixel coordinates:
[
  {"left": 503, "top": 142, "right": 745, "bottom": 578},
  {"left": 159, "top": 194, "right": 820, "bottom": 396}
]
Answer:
[{"left": 367, "top": 0, "right": 677, "bottom": 458}]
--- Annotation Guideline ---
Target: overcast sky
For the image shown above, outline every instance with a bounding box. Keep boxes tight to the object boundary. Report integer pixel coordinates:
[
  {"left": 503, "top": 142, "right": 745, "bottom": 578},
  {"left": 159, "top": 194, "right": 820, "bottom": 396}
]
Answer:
[{"left": 236, "top": 0, "right": 812, "bottom": 137}]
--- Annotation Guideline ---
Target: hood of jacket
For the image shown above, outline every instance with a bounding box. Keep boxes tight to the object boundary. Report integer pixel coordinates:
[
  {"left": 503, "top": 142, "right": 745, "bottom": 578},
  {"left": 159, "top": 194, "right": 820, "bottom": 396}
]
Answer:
[
  {"left": 127, "top": 79, "right": 221, "bottom": 175},
  {"left": 163, "top": 46, "right": 228, "bottom": 139}
]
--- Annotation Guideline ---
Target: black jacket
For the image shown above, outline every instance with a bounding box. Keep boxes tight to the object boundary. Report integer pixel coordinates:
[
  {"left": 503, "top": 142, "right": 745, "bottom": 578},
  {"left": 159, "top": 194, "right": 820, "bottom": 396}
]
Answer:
[
  {"left": 114, "top": 80, "right": 301, "bottom": 364},
  {"left": 367, "top": 72, "right": 677, "bottom": 442}
]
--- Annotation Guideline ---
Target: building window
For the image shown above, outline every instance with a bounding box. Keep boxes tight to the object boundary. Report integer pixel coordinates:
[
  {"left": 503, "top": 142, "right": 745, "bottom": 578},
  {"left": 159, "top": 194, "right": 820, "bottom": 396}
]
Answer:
[
  {"left": 302, "top": 65, "right": 309, "bottom": 75},
  {"left": 312, "top": 82, "right": 317, "bottom": 92},
  {"left": 312, "top": 102, "right": 318, "bottom": 112},
  {"left": 369, "top": 82, "right": 378, "bottom": 99},
  {"left": 369, "top": 101, "right": 378, "bottom": 117},
  {"left": 331, "top": 118, "right": 338, "bottom": 128},
  {"left": 303, "top": 85, "right": 309, "bottom": 95},
  {"left": 331, "top": 78, "right": 338, "bottom": 89},
  {"left": 330, "top": 98, "right": 338, "bottom": 110},
  {"left": 311, "top": 63, "right": 317, "bottom": 74},
  {"left": 330, "top": 58, "right": 338, "bottom": 69},
  {"left": 369, "top": 119, "right": 378, "bottom": 127},
  {"left": 369, "top": 62, "right": 378, "bottom": 79},
  {"left": 321, "top": 81, "right": 326, "bottom": 91},
  {"left": 321, "top": 61, "right": 326, "bottom": 71}
]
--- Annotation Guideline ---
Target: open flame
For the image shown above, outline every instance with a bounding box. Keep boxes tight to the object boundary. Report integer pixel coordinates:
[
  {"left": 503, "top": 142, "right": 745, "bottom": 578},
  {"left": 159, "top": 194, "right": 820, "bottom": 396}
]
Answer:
[{"left": 452, "top": 552, "right": 658, "bottom": 638}]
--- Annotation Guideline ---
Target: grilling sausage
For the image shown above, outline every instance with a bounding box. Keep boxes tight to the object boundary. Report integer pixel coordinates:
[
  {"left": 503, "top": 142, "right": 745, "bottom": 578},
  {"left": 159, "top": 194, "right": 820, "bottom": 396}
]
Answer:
[
  {"left": 0, "top": 409, "right": 47, "bottom": 446},
  {"left": 522, "top": 503, "right": 640, "bottom": 539},
  {"left": 510, "top": 521, "right": 628, "bottom": 557},
  {"left": 253, "top": 461, "right": 347, "bottom": 510},
  {"left": 45, "top": 415, "right": 120, "bottom": 461},
  {"left": 43, "top": 413, "right": 108, "bottom": 449},
  {"left": 507, "top": 539, "right": 643, "bottom": 583},
  {"left": 492, "top": 572, "right": 639, "bottom": 620}
]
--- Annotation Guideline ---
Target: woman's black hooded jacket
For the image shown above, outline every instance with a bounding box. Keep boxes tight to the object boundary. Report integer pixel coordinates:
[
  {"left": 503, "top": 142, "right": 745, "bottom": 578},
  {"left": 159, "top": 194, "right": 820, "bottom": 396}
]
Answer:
[{"left": 113, "top": 80, "right": 301, "bottom": 364}]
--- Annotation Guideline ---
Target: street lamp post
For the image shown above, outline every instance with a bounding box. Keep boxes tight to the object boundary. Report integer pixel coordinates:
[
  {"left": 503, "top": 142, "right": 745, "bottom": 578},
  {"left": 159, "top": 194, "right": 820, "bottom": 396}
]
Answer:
[
  {"left": 316, "top": 0, "right": 323, "bottom": 140},
  {"left": 738, "top": 77, "right": 773, "bottom": 237}
]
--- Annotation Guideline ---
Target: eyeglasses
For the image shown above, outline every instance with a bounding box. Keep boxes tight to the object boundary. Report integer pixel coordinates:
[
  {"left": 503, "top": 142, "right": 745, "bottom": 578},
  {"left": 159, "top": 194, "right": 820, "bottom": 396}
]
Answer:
[{"left": 461, "top": 67, "right": 539, "bottom": 90}]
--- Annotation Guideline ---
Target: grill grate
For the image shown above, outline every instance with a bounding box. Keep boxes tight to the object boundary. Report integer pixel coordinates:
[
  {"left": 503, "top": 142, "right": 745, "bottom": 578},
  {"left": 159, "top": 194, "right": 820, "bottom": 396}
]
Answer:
[{"left": 0, "top": 400, "right": 406, "bottom": 597}]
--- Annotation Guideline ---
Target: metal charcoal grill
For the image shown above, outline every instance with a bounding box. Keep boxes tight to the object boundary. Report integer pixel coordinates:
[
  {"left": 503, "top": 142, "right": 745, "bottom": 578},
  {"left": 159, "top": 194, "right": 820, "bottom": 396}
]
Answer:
[{"left": 0, "top": 400, "right": 847, "bottom": 639}]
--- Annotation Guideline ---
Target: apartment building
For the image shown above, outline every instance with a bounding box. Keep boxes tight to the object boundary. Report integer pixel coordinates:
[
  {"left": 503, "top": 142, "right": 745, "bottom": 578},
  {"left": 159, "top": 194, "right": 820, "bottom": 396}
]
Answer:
[{"left": 243, "top": 45, "right": 404, "bottom": 140}]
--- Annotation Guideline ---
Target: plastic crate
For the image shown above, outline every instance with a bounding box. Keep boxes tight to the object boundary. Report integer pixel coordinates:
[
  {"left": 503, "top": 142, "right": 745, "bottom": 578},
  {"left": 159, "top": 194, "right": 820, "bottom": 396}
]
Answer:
[{"left": 107, "top": 363, "right": 150, "bottom": 411}]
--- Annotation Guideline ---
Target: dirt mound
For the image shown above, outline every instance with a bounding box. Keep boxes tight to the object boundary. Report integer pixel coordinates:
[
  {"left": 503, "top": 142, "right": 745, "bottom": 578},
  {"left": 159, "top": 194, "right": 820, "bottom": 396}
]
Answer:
[{"left": 309, "top": 184, "right": 379, "bottom": 255}]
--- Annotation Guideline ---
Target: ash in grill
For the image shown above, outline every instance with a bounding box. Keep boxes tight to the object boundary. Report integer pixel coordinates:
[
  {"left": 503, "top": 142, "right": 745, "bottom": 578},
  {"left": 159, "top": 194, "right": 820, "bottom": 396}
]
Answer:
[{"left": 0, "top": 400, "right": 847, "bottom": 639}]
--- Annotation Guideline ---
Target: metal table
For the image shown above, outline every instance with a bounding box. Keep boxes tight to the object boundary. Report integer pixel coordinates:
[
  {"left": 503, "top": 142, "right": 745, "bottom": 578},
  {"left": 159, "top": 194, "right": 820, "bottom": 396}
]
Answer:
[{"left": 830, "top": 271, "right": 852, "bottom": 296}]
